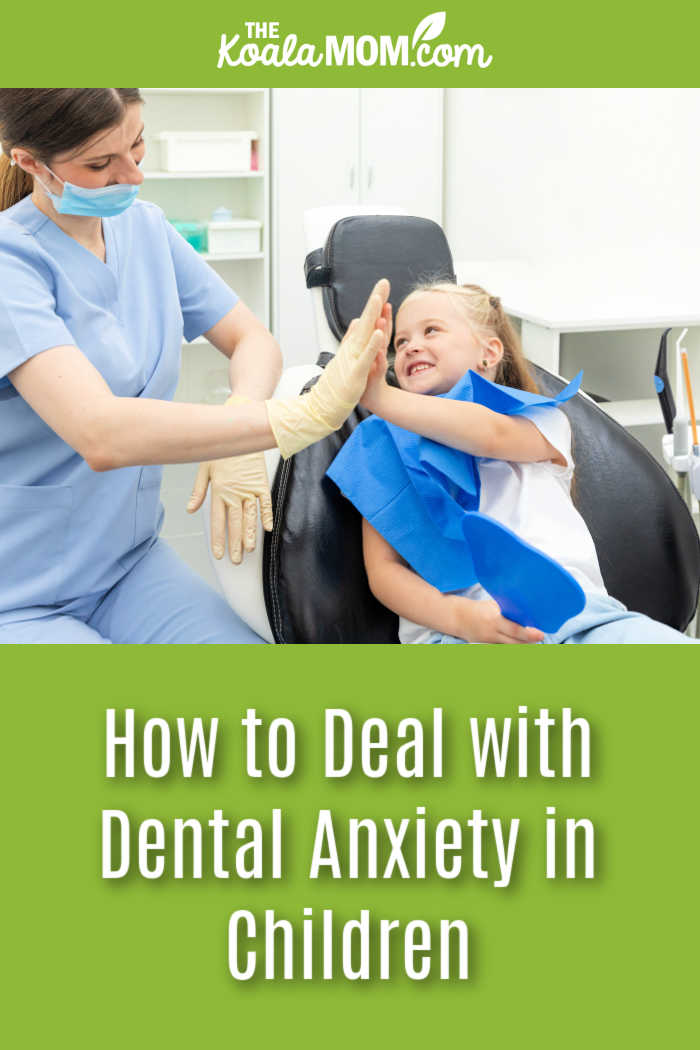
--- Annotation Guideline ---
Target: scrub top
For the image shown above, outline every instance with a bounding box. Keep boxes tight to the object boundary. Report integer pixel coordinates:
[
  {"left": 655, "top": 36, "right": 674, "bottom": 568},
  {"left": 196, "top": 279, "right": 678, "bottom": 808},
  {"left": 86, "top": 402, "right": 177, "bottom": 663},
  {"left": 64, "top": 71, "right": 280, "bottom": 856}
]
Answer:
[{"left": 0, "top": 197, "right": 238, "bottom": 615}]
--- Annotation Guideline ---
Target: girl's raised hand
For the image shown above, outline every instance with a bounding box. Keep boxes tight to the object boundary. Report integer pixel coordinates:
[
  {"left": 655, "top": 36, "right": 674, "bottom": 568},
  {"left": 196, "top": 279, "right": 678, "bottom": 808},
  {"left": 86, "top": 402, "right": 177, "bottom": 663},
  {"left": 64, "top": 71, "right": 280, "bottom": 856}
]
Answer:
[
  {"left": 360, "top": 301, "right": 392, "bottom": 413},
  {"left": 378, "top": 300, "right": 393, "bottom": 343}
]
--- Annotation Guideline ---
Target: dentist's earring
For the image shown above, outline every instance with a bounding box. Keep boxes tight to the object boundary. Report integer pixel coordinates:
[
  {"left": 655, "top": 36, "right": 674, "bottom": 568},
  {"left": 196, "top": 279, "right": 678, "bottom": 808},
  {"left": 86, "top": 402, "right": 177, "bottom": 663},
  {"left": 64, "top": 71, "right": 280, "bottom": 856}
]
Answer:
[{"left": 482, "top": 359, "right": 488, "bottom": 369}]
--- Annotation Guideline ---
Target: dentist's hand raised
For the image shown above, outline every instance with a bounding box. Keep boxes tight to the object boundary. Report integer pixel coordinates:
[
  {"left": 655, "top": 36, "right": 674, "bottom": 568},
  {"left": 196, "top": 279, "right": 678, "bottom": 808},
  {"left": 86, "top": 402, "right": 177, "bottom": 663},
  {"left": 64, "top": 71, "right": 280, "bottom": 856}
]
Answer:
[{"left": 265, "top": 279, "right": 390, "bottom": 459}]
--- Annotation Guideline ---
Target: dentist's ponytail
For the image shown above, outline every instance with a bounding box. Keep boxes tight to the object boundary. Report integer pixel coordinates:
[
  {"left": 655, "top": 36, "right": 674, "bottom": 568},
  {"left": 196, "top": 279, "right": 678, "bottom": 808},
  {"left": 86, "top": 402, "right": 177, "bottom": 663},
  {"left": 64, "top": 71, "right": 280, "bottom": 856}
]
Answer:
[
  {"left": 0, "top": 152, "right": 32, "bottom": 211},
  {"left": 0, "top": 89, "right": 143, "bottom": 211}
]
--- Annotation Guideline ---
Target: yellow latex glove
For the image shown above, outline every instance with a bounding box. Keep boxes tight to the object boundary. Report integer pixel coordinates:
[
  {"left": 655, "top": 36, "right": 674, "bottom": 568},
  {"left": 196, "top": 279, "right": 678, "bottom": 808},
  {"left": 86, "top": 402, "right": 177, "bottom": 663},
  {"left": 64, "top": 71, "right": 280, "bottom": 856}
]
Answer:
[
  {"left": 187, "top": 397, "right": 274, "bottom": 563},
  {"left": 266, "top": 278, "right": 390, "bottom": 459}
]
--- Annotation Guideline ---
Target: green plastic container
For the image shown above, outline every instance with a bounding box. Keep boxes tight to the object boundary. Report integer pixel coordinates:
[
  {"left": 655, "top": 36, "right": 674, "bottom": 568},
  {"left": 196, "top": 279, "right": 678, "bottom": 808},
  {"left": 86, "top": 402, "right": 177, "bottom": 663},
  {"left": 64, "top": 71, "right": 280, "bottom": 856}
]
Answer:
[{"left": 170, "top": 220, "right": 208, "bottom": 253}]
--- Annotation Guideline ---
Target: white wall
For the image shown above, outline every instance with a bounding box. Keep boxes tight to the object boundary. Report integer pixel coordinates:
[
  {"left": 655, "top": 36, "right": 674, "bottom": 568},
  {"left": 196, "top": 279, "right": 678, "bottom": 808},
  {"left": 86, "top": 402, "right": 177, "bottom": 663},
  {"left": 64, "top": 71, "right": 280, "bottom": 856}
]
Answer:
[
  {"left": 445, "top": 88, "right": 700, "bottom": 266},
  {"left": 272, "top": 88, "right": 444, "bottom": 367},
  {"left": 444, "top": 89, "right": 700, "bottom": 463}
]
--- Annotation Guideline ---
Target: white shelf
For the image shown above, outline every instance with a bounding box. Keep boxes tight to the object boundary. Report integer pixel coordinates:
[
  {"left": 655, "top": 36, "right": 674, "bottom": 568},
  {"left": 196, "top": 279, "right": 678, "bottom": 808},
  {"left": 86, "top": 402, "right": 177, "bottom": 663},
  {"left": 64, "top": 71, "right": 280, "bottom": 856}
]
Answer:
[
  {"left": 145, "top": 170, "right": 264, "bottom": 180},
  {"left": 598, "top": 398, "right": 662, "bottom": 428},
  {"left": 201, "top": 252, "right": 264, "bottom": 262},
  {"left": 140, "top": 87, "right": 270, "bottom": 328},
  {"left": 143, "top": 88, "right": 265, "bottom": 95}
]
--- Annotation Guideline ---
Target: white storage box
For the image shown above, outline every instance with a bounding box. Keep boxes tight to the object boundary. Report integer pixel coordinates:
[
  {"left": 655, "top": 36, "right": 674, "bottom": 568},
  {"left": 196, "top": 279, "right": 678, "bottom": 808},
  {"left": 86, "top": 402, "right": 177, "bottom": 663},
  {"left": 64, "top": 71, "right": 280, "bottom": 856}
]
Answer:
[
  {"left": 207, "top": 219, "right": 262, "bottom": 255},
  {"left": 157, "top": 131, "right": 257, "bottom": 173}
]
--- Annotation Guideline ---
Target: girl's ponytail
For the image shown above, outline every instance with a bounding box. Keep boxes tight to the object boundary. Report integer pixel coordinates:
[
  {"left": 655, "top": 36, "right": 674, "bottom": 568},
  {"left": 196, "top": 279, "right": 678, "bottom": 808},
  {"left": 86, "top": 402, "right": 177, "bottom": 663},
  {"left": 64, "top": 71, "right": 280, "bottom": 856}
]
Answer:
[{"left": 485, "top": 293, "right": 539, "bottom": 393}]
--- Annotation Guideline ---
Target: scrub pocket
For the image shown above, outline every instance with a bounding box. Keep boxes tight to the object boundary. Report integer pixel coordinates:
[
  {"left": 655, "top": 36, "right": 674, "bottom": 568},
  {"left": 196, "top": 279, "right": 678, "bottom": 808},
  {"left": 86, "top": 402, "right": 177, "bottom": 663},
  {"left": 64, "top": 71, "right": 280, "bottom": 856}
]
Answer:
[
  {"left": 134, "top": 466, "right": 164, "bottom": 548},
  {"left": 0, "top": 483, "right": 72, "bottom": 609}
]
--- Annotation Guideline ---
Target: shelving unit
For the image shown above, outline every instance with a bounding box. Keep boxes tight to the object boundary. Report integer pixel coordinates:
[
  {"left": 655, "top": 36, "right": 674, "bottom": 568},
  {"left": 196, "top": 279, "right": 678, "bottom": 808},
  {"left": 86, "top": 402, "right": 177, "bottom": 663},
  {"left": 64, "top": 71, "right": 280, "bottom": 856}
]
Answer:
[
  {"left": 138, "top": 88, "right": 270, "bottom": 329},
  {"left": 200, "top": 252, "right": 264, "bottom": 263},
  {"left": 139, "top": 89, "right": 271, "bottom": 583},
  {"left": 145, "top": 171, "right": 265, "bottom": 180}
]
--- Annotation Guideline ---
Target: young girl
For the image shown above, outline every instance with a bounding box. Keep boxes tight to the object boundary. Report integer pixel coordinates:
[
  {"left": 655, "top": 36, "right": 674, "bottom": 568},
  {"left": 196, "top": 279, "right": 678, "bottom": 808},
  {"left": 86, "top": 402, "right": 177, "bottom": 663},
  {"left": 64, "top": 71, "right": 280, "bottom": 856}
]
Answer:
[{"left": 333, "top": 282, "right": 696, "bottom": 644}]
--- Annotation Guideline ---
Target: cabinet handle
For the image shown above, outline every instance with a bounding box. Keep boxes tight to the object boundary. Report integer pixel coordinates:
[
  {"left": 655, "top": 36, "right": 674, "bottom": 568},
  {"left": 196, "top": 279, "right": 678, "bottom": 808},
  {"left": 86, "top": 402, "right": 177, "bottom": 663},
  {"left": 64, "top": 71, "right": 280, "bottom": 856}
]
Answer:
[
  {"left": 349, "top": 164, "right": 356, "bottom": 190},
  {"left": 366, "top": 164, "right": 374, "bottom": 190}
]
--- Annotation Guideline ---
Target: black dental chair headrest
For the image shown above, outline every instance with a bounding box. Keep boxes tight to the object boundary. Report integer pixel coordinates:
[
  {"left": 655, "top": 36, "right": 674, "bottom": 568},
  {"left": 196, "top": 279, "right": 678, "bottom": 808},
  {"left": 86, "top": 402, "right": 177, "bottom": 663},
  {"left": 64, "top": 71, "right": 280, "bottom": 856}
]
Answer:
[{"left": 304, "top": 214, "right": 456, "bottom": 342}]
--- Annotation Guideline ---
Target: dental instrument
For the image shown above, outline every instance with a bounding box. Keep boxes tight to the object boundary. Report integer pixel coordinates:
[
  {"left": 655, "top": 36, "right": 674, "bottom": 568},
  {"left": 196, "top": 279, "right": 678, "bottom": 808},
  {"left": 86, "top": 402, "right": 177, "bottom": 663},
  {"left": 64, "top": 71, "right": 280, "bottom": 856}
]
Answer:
[
  {"left": 680, "top": 345, "right": 700, "bottom": 503},
  {"left": 657, "top": 327, "right": 700, "bottom": 636},
  {"left": 653, "top": 328, "right": 675, "bottom": 434},
  {"left": 659, "top": 328, "right": 697, "bottom": 478},
  {"left": 681, "top": 349, "right": 698, "bottom": 453},
  {"left": 673, "top": 329, "right": 690, "bottom": 461}
]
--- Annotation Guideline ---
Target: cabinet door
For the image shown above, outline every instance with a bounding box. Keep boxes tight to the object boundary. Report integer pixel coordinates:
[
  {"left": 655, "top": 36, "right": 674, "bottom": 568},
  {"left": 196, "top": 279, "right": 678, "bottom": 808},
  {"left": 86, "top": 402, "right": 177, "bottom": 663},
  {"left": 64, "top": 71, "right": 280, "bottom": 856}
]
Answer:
[
  {"left": 361, "top": 89, "right": 443, "bottom": 224},
  {"left": 272, "top": 89, "right": 360, "bottom": 366}
]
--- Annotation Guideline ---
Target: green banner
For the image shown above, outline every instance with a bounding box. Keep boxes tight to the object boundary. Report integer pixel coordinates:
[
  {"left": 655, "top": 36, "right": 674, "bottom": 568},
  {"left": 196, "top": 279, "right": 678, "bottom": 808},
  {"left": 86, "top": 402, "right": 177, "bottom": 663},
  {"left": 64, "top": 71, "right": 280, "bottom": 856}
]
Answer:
[
  {"left": 3, "top": 648, "right": 697, "bottom": 1043},
  {"left": 4, "top": 0, "right": 700, "bottom": 85}
]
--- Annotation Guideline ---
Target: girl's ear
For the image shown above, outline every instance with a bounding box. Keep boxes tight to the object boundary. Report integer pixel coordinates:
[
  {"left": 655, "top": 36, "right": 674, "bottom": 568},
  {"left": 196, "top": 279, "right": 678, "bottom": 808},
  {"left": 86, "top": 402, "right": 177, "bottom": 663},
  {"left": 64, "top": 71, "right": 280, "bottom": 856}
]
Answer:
[{"left": 484, "top": 336, "right": 504, "bottom": 369}]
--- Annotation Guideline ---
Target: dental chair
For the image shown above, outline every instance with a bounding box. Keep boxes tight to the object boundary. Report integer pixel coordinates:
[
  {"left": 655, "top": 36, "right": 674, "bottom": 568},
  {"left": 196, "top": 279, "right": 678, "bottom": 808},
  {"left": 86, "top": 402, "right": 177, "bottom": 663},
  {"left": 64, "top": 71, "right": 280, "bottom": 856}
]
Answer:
[{"left": 208, "top": 209, "right": 700, "bottom": 642}]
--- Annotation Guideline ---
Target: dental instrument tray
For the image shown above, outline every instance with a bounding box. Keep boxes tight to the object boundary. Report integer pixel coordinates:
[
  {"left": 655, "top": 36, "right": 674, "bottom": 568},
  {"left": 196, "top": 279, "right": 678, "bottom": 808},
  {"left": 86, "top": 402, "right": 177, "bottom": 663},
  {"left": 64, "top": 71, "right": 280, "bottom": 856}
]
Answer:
[{"left": 304, "top": 215, "right": 456, "bottom": 343}]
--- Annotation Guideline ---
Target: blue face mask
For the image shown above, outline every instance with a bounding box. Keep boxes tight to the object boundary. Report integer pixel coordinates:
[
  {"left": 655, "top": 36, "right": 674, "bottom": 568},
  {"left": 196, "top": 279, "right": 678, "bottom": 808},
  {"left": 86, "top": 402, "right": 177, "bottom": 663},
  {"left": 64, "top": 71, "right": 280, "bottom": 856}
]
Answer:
[{"left": 37, "top": 165, "right": 140, "bottom": 217}]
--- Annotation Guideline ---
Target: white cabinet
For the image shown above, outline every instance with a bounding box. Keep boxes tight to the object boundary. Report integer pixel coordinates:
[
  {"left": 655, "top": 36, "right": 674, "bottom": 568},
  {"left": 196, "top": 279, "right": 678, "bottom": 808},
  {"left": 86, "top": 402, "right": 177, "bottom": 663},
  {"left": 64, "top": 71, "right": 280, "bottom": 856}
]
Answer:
[
  {"left": 139, "top": 89, "right": 270, "bottom": 329},
  {"left": 272, "top": 88, "right": 444, "bottom": 366},
  {"left": 360, "top": 89, "right": 443, "bottom": 218}
]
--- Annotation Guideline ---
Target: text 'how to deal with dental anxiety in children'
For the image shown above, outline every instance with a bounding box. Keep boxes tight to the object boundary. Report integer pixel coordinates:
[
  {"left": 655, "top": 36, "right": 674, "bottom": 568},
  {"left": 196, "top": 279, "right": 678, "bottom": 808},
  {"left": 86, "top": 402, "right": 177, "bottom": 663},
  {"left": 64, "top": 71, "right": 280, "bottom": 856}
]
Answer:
[{"left": 99, "top": 704, "right": 596, "bottom": 984}]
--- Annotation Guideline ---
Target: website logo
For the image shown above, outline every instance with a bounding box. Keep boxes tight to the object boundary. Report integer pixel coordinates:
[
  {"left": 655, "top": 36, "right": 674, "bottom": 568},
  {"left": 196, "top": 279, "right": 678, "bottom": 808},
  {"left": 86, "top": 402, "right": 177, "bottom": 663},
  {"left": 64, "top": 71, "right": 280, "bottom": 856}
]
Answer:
[{"left": 217, "top": 12, "right": 494, "bottom": 70}]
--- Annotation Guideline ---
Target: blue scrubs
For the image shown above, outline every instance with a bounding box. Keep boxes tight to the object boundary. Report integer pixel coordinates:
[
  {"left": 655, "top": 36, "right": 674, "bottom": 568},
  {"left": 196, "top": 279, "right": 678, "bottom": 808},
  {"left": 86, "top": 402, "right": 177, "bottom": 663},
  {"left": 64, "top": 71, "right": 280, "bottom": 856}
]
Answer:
[{"left": 0, "top": 197, "right": 263, "bottom": 644}]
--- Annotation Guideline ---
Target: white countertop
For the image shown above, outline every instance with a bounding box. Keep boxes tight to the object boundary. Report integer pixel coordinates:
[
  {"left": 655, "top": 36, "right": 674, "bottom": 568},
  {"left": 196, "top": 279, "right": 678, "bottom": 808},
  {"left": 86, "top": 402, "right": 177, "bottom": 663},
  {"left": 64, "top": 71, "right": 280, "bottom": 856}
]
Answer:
[{"left": 455, "top": 257, "right": 700, "bottom": 332}]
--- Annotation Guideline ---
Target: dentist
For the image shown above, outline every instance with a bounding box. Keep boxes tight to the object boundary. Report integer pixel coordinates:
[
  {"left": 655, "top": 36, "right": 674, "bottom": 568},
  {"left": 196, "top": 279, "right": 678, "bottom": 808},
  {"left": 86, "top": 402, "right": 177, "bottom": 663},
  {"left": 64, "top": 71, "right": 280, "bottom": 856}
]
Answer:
[{"left": 0, "top": 89, "right": 387, "bottom": 643}]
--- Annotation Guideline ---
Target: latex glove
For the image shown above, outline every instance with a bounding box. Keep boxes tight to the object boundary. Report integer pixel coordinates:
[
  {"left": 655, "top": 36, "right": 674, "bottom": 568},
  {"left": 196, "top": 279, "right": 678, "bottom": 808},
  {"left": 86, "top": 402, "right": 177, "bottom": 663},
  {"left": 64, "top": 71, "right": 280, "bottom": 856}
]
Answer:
[
  {"left": 187, "top": 400, "right": 273, "bottom": 562},
  {"left": 266, "top": 278, "right": 390, "bottom": 459}
]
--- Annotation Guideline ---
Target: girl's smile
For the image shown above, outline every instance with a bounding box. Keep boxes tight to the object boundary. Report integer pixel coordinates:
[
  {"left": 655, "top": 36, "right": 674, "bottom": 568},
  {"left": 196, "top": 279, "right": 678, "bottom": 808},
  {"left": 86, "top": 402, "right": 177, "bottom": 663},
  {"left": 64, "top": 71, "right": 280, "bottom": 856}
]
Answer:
[{"left": 394, "top": 291, "right": 503, "bottom": 394}]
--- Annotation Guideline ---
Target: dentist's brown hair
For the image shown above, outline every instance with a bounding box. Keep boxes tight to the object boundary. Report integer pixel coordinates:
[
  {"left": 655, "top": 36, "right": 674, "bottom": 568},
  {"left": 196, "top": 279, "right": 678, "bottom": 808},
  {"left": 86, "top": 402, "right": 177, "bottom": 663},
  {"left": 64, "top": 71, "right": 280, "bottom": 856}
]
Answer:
[{"left": 0, "top": 88, "right": 143, "bottom": 211}]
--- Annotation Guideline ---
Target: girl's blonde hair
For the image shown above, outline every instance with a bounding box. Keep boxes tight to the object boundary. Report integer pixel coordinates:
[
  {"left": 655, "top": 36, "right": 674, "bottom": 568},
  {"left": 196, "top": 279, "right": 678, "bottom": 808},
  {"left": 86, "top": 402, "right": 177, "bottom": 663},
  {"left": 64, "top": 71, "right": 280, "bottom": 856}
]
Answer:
[
  {"left": 402, "top": 281, "right": 581, "bottom": 494},
  {"left": 401, "top": 281, "right": 539, "bottom": 393}
]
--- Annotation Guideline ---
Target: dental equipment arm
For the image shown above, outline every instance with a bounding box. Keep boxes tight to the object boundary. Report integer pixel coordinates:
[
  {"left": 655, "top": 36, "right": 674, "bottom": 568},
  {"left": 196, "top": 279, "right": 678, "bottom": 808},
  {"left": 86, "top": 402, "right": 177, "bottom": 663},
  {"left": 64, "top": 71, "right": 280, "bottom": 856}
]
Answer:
[
  {"left": 653, "top": 328, "right": 675, "bottom": 434},
  {"left": 673, "top": 328, "right": 690, "bottom": 461}
]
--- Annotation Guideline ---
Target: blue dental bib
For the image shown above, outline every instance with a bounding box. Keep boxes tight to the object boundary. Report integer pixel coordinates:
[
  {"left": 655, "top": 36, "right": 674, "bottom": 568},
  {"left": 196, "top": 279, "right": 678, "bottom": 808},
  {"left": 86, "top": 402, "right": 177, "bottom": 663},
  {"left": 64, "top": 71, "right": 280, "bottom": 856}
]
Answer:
[{"left": 326, "top": 369, "right": 586, "bottom": 633}]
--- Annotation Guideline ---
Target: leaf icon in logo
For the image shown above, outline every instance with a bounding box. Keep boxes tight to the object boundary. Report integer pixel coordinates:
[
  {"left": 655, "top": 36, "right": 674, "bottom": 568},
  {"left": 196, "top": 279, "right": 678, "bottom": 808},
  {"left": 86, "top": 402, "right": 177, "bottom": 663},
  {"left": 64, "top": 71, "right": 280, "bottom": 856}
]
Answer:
[{"left": 412, "top": 11, "right": 446, "bottom": 48}]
